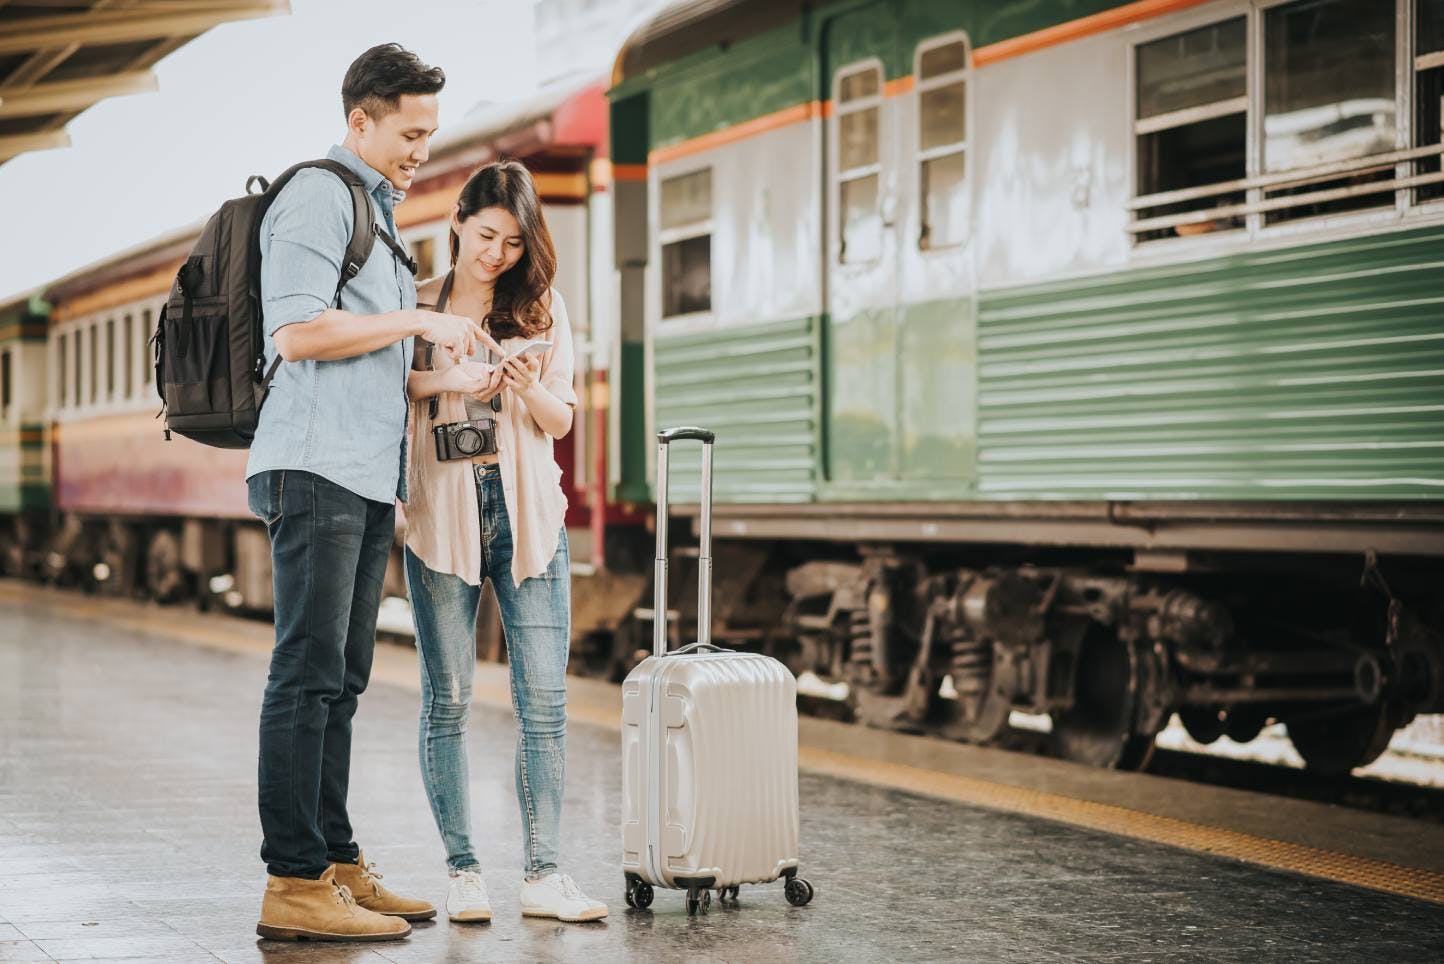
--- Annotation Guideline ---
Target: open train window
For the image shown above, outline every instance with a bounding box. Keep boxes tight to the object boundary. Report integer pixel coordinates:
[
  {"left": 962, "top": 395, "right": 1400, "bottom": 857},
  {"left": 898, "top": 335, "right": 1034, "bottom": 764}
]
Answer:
[
  {"left": 88, "top": 322, "right": 98, "bottom": 406},
  {"left": 73, "top": 329, "right": 81, "bottom": 408},
  {"left": 410, "top": 236, "right": 436, "bottom": 281},
  {"left": 123, "top": 313, "right": 134, "bottom": 399},
  {"left": 105, "top": 318, "right": 115, "bottom": 400},
  {"left": 141, "top": 308, "right": 154, "bottom": 386},
  {"left": 1132, "top": 17, "right": 1247, "bottom": 242},
  {"left": 659, "top": 168, "right": 711, "bottom": 318},
  {"left": 834, "top": 60, "right": 883, "bottom": 264},
  {"left": 1261, "top": 0, "right": 1398, "bottom": 224},
  {"left": 1416, "top": 0, "right": 1444, "bottom": 203},
  {"left": 916, "top": 35, "right": 969, "bottom": 250},
  {"left": 57, "top": 333, "right": 68, "bottom": 410}
]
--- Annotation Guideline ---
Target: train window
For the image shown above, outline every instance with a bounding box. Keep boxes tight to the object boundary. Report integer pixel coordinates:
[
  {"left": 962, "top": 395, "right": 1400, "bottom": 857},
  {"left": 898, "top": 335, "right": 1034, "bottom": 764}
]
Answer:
[
  {"left": 836, "top": 61, "right": 883, "bottom": 263},
  {"left": 73, "top": 328, "right": 81, "bottom": 408},
  {"left": 89, "top": 322, "right": 98, "bottom": 405},
  {"left": 1, "top": 349, "right": 11, "bottom": 414},
  {"left": 141, "top": 308, "right": 154, "bottom": 386},
  {"left": 123, "top": 313, "right": 134, "bottom": 398},
  {"left": 659, "top": 168, "right": 712, "bottom": 318},
  {"left": 57, "top": 334, "right": 67, "bottom": 409},
  {"left": 1261, "top": 0, "right": 1397, "bottom": 223},
  {"left": 105, "top": 318, "right": 115, "bottom": 400},
  {"left": 917, "top": 36, "right": 969, "bottom": 249},
  {"left": 1416, "top": 0, "right": 1444, "bottom": 203},
  {"left": 1133, "top": 18, "right": 1247, "bottom": 242}
]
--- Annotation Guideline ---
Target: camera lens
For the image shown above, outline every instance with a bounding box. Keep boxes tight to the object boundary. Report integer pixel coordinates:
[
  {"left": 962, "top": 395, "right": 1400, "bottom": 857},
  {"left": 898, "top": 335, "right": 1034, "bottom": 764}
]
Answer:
[{"left": 454, "top": 426, "right": 484, "bottom": 455}]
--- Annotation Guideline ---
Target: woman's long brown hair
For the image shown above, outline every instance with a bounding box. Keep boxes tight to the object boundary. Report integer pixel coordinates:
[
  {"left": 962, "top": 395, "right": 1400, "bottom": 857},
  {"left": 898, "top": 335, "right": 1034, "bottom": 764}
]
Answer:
[{"left": 448, "top": 159, "right": 557, "bottom": 339}]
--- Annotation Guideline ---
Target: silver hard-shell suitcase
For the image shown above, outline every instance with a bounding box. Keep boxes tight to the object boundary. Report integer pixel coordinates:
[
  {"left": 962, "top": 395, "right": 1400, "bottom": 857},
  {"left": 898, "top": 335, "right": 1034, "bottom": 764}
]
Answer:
[{"left": 621, "top": 427, "right": 815, "bottom": 915}]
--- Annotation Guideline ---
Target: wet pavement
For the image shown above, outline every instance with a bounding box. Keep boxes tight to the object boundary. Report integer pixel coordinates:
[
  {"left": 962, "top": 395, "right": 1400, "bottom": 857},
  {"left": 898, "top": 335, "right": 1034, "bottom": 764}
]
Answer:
[{"left": 1, "top": 595, "right": 1441, "bottom": 963}]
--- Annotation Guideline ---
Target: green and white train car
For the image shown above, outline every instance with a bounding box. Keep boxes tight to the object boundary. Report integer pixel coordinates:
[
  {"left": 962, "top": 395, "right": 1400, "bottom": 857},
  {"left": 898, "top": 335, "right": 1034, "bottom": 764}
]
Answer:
[{"left": 607, "top": 0, "right": 1444, "bottom": 771}]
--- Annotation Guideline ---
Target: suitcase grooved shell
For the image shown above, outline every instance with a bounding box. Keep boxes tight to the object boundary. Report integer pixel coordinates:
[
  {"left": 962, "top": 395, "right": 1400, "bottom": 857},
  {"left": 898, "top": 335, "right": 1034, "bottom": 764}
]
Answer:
[{"left": 621, "top": 651, "right": 801, "bottom": 889}]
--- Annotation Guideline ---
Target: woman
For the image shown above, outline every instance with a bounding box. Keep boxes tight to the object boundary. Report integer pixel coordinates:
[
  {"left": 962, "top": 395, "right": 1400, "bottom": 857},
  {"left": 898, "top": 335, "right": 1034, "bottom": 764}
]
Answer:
[{"left": 403, "top": 160, "right": 606, "bottom": 924}]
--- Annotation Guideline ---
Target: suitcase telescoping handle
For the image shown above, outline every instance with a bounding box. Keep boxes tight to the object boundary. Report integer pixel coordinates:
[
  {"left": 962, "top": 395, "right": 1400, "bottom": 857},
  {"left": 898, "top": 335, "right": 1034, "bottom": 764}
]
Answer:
[{"left": 654, "top": 426, "right": 715, "bottom": 657}]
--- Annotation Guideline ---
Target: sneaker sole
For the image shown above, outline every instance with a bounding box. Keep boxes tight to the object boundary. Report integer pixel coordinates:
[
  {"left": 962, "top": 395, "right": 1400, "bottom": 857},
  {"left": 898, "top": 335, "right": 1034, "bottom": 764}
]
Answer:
[
  {"left": 448, "top": 908, "right": 493, "bottom": 923},
  {"left": 521, "top": 907, "right": 609, "bottom": 923},
  {"left": 255, "top": 922, "right": 412, "bottom": 942}
]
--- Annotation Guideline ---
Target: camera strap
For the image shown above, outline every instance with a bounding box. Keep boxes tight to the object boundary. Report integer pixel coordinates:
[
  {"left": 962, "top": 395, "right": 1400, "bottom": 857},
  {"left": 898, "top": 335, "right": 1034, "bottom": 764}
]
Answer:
[{"left": 424, "top": 269, "right": 503, "bottom": 422}]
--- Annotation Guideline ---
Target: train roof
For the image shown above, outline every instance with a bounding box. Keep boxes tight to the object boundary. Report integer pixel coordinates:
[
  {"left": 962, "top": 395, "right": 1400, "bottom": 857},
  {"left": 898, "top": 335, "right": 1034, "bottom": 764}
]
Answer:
[
  {"left": 417, "top": 72, "right": 607, "bottom": 183},
  {"left": 39, "top": 74, "right": 607, "bottom": 309},
  {"left": 611, "top": 0, "right": 808, "bottom": 89}
]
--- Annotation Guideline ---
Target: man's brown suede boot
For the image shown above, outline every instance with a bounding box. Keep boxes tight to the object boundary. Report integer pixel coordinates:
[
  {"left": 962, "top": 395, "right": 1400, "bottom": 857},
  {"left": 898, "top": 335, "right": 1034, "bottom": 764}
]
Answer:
[
  {"left": 331, "top": 850, "right": 437, "bottom": 921},
  {"left": 256, "top": 866, "right": 411, "bottom": 942}
]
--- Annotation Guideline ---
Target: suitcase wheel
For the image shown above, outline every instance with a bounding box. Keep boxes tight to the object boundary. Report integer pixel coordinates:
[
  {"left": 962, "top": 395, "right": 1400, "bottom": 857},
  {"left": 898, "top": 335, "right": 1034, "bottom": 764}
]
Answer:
[
  {"left": 625, "top": 877, "right": 654, "bottom": 910},
  {"left": 685, "top": 886, "right": 711, "bottom": 916},
  {"left": 784, "top": 877, "right": 814, "bottom": 907},
  {"left": 716, "top": 885, "right": 740, "bottom": 904}
]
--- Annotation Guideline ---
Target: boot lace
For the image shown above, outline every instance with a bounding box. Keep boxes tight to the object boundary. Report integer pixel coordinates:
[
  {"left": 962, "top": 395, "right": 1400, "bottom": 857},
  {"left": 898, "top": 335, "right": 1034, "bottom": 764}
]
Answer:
[
  {"left": 356, "top": 861, "right": 384, "bottom": 897},
  {"left": 331, "top": 882, "right": 358, "bottom": 909}
]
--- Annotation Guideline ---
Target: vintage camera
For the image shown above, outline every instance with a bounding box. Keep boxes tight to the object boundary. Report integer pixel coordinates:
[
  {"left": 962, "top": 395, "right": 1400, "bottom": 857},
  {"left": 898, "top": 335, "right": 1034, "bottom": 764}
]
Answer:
[{"left": 433, "top": 416, "right": 497, "bottom": 461}]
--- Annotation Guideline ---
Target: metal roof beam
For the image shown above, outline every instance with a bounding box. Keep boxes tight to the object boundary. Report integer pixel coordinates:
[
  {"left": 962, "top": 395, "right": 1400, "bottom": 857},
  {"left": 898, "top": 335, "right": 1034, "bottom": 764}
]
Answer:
[
  {"left": 0, "top": 1, "right": 288, "bottom": 56},
  {"left": 0, "top": 129, "right": 71, "bottom": 162},
  {"left": 0, "top": 69, "right": 156, "bottom": 117}
]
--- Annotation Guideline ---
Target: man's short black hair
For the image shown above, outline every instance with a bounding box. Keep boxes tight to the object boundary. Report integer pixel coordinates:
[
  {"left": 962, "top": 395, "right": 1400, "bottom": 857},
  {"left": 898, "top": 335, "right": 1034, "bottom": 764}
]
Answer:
[{"left": 341, "top": 43, "right": 445, "bottom": 121}]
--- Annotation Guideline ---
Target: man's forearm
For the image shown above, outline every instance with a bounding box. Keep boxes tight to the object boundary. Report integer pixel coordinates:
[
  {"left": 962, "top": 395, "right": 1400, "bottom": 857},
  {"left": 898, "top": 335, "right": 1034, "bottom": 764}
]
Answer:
[{"left": 273, "top": 308, "right": 420, "bottom": 362}]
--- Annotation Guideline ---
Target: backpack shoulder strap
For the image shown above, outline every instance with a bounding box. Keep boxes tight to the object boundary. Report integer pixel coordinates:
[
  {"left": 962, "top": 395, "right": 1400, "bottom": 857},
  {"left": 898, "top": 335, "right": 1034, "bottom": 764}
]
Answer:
[
  {"left": 300, "top": 159, "right": 376, "bottom": 306},
  {"left": 261, "top": 159, "right": 376, "bottom": 307}
]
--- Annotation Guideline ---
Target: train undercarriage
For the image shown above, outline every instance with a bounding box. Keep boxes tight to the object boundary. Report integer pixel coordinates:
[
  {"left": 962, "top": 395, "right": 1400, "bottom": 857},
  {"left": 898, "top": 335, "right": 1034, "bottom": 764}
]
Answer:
[
  {"left": 7, "top": 508, "right": 1443, "bottom": 777},
  {"left": 615, "top": 535, "right": 1444, "bottom": 776}
]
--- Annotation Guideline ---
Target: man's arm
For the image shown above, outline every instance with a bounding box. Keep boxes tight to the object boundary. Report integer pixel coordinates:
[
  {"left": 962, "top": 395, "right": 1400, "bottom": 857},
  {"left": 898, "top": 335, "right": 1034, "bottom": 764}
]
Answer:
[{"left": 261, "top": 171, "right": 492, "bottom": 362}]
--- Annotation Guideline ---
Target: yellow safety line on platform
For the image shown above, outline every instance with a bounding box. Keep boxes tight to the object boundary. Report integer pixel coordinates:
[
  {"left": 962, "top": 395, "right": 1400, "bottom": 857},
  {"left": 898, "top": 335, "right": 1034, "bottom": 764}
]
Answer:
[{"left": 3, "top": 582, "right": 1440, "bottom": 906}]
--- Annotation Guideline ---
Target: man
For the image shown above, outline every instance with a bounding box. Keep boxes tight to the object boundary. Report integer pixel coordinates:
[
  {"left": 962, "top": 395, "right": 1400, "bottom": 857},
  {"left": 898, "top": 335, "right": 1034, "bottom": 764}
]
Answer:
[{"left": 245, "top": 43, "right": 496, "bottom": 943}]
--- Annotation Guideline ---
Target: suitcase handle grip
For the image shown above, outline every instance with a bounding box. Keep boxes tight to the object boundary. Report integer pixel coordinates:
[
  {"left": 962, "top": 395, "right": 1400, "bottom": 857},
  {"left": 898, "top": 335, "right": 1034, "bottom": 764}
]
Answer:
[
  {"left": 654, "top": 426, "right": 715, "bottom": 657},
  {"left": 658, "top": 426, "right": 715, "bottom": 445},
  {"left": 672, "top": 641, "right": 731, "bottom": 656}
]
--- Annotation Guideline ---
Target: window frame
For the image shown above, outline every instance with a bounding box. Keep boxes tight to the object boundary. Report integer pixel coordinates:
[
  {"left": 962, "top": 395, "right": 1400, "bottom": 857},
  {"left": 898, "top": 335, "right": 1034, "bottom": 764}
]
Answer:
[
  {"left": 914, "top": 31, "right": 972, "bottom": 251},
  {"left": 657, "top": 165, "right": 715, "bottom": 323},
  {"left": 832, "top": 57, "right": 886, "bottom": 265},
  {"left": 1127, "top": 0, "right": 1444, "bottom": 247}
]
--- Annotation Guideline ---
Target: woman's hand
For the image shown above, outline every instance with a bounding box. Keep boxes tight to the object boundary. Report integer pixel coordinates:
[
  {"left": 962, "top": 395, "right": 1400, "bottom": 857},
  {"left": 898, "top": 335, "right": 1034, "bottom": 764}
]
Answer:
[
  {"left": 469, "top": 364, "right": 505, "bottom": 404},
  {"left": 438, "top": 360, "right": 495, "bottom": 396},
  {"left": 499, "top": 353, "right": 542, "bottom": 396}
]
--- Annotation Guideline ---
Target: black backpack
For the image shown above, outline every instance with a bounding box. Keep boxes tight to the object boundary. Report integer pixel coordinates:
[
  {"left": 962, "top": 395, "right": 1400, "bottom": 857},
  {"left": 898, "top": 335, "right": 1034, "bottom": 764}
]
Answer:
[{"left": 152, "top": 159, "right": 416, "bottom": 448}]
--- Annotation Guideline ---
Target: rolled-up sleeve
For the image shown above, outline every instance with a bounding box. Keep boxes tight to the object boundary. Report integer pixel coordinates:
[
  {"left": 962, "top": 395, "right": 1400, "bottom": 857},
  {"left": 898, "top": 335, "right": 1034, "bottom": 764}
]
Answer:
[
  {"left": 261, "top": 170, "right": 352, "bottom": 335},
  {"left": 541, "top": 290, "right": 578, "bottom": 407}
]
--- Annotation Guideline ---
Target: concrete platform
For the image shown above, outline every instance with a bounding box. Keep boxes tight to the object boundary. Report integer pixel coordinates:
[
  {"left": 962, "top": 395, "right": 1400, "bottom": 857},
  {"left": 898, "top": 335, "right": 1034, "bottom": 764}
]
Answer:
[{"left": 2, "top": 586, "right": 1442, "bottom": 963}]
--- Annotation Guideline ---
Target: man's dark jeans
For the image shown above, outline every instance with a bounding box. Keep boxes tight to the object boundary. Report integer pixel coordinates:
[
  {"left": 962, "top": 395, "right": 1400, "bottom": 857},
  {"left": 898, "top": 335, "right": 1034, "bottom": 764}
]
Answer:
[{"left": 247, "top": 469, "right": 394, "bottom": 879}]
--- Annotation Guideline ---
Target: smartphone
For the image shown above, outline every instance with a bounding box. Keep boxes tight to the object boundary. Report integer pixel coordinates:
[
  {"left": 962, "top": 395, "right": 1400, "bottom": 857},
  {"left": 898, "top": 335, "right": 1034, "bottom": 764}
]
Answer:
[{"left": 509, "top": 340, "right": 552, "bottom": 360}]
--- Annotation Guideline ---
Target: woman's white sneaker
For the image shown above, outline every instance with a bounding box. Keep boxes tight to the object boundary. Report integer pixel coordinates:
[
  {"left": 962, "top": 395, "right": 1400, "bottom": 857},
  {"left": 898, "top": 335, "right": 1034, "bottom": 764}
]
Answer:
[
  {"left": 519, "top": 872, "right": 608, "bottom": 922},
  {"left": 446, "top": 869, "right": 492, "bottom": 923}
]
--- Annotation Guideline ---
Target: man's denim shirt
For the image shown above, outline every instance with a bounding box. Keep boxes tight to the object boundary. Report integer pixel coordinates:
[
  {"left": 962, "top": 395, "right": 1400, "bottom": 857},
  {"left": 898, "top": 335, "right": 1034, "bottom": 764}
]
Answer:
[{"left": 245, "top": 145, "right": 417, "bottom": 504}]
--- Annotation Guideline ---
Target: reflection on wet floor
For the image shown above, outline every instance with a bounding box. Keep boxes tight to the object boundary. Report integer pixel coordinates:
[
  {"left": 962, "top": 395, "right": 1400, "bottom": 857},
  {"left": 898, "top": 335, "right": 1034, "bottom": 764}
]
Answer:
[{"left": 1, "top": 600, "right": 1442, "bottom": 963}]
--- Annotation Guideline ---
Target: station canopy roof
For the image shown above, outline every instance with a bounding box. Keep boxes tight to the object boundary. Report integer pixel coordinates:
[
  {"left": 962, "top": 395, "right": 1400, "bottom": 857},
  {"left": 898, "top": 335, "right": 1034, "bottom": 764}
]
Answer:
[{"left": 0, "top": 0, "right": 289, "bottom": 167}]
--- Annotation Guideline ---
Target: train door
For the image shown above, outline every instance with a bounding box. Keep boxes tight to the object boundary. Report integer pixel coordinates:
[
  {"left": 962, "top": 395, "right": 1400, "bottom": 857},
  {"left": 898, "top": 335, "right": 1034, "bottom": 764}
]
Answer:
[
  {"left": 822, "top": 3, "right": 903, "bottom": 489},
  {"left": 821, "top": 5, "right": 975, "bottom": 493}
]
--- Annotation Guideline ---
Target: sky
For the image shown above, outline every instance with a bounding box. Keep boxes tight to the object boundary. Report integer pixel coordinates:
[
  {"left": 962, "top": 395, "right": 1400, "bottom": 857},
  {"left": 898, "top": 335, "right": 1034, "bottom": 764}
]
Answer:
[{"left": 0, "top": 0, "right": 545, "bottom": 302}]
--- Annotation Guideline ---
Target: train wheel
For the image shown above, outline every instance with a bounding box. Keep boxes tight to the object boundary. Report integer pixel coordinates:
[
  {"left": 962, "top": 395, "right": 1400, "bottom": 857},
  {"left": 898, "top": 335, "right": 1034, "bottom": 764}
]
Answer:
[
  {"left": 1178, "top": 706, "right": 1227, "bottom": 744},
  {"left": 1286, "top": 703, "right": 1395, "bottom": 776},
  {"left": 1051, "top": 630, "right": 1155, "bottom": 770}
]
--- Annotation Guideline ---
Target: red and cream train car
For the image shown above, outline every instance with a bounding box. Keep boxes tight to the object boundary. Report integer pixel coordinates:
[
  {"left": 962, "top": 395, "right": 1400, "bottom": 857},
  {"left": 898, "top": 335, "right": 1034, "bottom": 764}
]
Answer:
[{"left": 18, "top": 77, "right": 645, "bottom": 650}]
